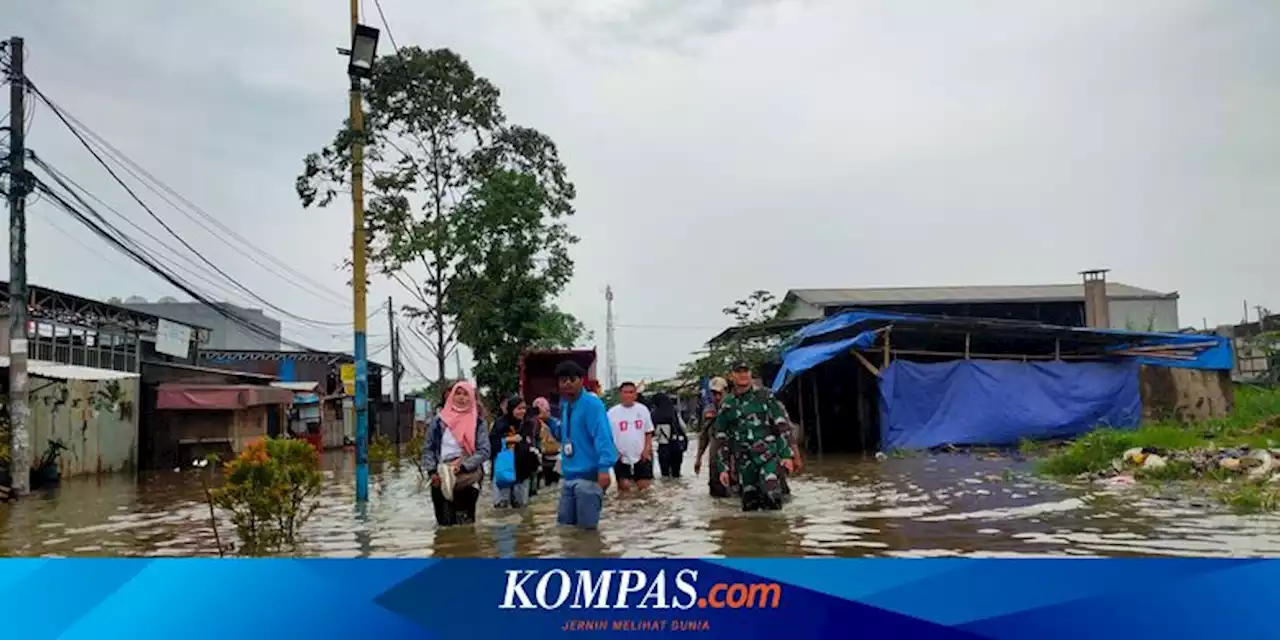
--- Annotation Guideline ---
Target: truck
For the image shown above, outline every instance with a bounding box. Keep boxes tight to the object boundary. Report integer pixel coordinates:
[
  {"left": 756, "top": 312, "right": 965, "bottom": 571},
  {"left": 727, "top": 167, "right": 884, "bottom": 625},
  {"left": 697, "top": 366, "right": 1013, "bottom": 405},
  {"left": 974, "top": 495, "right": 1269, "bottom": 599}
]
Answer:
[{"left": 518, "top": 348, "right": 601, "bottom": 419}]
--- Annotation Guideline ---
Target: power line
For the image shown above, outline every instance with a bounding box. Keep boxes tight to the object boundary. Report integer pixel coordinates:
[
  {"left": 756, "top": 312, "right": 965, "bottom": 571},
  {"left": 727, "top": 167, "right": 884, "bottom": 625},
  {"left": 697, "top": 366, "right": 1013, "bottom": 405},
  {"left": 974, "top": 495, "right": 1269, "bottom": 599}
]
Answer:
[
  {"left": 30, "top": 173, "right": 330, "bottom": 353},
  {"left": 22, "top": 86, "right": 351, "bottom": 328}
]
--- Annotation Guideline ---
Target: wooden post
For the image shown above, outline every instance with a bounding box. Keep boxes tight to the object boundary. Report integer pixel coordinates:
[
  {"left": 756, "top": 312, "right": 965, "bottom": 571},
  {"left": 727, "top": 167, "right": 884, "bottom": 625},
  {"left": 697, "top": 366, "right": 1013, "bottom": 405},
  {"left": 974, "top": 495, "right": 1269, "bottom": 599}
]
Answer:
[
  {"left": 796, "top": 374, "right": 806, "bottom": 455},
  {"left": 882, "top": 329, "right": 892, "bottom": 369},
  {"left": 812, "top": 369, "right": 824, "bottom": 457},
  {"left": 964, "top": 332, "right": 971, "bottom": 359},
  {"left": 1054, "top": 338, "right": 1060, "bottom": 361}
]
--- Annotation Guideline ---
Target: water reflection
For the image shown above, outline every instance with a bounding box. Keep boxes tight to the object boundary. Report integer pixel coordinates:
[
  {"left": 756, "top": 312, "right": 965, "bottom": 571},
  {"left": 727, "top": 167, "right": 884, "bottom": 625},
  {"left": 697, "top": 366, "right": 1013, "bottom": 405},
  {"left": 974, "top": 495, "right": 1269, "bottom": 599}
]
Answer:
[{"left": 4, "top": 443, "right": 1280, "bottom": 557}]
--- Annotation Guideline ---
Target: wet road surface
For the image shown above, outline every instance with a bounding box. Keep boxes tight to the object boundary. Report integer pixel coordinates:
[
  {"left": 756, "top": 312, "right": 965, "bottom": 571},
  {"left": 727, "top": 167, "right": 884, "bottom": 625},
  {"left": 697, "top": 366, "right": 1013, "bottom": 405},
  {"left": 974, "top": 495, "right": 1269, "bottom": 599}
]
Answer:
[{"left": 3, "top": 443, "right": 1279, "bottom": 557}]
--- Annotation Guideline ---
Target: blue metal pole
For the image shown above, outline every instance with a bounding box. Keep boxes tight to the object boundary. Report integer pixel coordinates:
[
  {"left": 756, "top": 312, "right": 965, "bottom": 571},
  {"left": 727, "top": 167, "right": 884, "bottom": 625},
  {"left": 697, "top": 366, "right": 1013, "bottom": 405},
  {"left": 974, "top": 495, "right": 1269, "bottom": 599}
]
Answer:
[{"left": 350, "top": 0, "right": 370, "bottom": 503}]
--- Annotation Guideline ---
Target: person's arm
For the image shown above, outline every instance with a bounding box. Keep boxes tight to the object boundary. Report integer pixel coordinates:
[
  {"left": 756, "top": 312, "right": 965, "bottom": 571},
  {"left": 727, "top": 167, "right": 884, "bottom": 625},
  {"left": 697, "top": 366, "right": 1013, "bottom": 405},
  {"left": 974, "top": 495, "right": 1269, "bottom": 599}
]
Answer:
[
  {"left": 591, "top": 401, "right": 619, "bottom": 484},
  {"left": 461, "top": 419, "right": 491, "bottom": 472},
  {"left": 640, "top": 406, "right": 655, "bottom": 460},
  {"left": 421, "top": 418, "right": 441, "bottom": 473},
  {"left": 767, "top": 398, "right": 794, "bottom": 461}
]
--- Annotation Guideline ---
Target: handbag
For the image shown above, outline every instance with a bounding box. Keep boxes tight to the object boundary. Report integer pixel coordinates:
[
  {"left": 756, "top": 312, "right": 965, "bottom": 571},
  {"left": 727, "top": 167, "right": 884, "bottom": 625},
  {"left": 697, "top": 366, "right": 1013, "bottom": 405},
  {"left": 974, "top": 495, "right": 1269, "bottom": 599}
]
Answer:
[{"left": 493, "top": 448, "right": 518, "bottom": 488}]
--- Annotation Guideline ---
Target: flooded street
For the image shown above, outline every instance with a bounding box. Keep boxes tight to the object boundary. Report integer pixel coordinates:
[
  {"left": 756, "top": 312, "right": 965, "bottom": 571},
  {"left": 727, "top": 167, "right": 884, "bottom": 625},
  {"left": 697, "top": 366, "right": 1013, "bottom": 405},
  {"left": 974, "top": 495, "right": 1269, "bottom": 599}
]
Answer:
[{"left": 3, "top": 441, "right": 1280, "bottom": 558}]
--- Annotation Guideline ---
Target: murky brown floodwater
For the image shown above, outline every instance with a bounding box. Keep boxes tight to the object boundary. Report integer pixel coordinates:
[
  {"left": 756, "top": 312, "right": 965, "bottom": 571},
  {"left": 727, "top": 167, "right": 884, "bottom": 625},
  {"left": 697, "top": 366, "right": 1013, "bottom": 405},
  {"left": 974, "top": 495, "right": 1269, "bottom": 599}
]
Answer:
[{"left": 3, "top": 438, "right": 1280, "bottom": 557}]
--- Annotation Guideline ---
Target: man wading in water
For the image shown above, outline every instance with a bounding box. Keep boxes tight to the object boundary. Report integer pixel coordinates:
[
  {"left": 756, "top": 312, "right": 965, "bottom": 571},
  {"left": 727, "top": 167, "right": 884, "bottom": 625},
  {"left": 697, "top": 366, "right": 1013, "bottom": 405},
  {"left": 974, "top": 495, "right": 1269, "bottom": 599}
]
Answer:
[
  {"left": 709, "top": 362, "right": 796, "bottom": 511},
  {"left": 694, "top": 376, "right": 732, "bottom": 497}
]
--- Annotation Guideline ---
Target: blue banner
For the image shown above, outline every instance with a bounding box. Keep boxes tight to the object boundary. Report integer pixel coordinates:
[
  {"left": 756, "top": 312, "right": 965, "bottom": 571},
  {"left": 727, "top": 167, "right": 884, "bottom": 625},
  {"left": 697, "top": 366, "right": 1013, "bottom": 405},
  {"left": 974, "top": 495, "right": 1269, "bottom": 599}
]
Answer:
[{"left": 3, "top": 558, "right": 1274, "bottom": 639}]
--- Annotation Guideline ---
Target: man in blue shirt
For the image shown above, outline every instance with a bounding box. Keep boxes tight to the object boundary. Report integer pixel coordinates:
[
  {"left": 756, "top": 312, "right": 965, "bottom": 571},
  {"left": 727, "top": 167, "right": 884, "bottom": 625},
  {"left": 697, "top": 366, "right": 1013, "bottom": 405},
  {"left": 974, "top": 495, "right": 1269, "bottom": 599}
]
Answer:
[{"left": 546, "top": 360, "right": 617, "bottom": 530}]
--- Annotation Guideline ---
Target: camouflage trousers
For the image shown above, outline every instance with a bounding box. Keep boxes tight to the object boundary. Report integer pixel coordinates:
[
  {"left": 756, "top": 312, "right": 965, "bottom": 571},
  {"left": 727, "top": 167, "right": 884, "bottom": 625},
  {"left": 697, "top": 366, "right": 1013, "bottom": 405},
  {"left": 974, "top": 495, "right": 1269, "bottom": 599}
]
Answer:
[{"left": 733, "top": 443, "right": 785, "bottom": 512}]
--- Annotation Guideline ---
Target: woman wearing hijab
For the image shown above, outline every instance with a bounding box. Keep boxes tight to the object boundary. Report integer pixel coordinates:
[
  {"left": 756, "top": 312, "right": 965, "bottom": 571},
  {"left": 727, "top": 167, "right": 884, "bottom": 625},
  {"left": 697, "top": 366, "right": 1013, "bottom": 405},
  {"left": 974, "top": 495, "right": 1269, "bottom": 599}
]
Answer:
[
  {"left": 421, "top": 381, "right": 491, "bottom": 526},
  {"left": 650, "top": 393, "right": 688, "bottom": 478},
  {"left": 491, "top": 394, "right": 541, "bottom": 509},
  {"left": 532, "top": 396, "right": 562, "bottom": 487}
]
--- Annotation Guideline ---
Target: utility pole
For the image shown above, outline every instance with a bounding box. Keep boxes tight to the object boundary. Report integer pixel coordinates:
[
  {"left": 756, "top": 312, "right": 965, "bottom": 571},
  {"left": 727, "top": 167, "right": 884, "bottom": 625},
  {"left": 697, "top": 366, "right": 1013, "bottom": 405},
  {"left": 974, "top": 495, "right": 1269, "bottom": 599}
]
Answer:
[
  {"left": 605, "top": 285, "right": 618, "bottom": 390},
  {"left": 6, "top": 37, "right": 30, "bottom": 497},
  {"left": 348, "top": 1, "right": 371, "bottom": 503},
  {"left": 387, "top": 296, "right": 401, "bottom": 450}
]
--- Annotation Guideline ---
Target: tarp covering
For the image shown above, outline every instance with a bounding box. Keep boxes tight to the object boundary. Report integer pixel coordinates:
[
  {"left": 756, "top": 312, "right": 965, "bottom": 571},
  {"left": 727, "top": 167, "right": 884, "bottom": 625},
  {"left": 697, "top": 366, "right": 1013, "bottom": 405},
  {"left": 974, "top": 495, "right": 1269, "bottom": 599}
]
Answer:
[
  {"left": 771, "top": 331, "right": 879, "bottom": 392},
  {"left": 157, "top": 384, "right": 295, "bottom": 411},
  {"left": 1095, "top": 329, "right": 1235, "bottom": 371},
  {"left": 771, "top": 309, "right": 1233, "bottom": 393},
  {"left": 879, "top": 359, "right": 1142, "bottom": 450}
]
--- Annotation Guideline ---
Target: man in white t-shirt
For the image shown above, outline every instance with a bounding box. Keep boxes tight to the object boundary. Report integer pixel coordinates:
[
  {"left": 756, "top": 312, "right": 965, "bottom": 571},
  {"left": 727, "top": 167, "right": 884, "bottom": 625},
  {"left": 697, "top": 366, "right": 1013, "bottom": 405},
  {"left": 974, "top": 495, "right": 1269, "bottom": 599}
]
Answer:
[{"left": 607, "top": 381, "right": 655, "bottom": 491}]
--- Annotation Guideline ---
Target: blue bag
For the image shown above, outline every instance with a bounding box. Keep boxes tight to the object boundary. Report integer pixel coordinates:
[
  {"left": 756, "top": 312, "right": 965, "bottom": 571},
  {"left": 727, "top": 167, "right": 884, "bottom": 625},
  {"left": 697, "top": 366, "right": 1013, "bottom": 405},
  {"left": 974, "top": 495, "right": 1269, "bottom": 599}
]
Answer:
[{"left": 493, "top": 448, "right": 518, "bottom": 488}]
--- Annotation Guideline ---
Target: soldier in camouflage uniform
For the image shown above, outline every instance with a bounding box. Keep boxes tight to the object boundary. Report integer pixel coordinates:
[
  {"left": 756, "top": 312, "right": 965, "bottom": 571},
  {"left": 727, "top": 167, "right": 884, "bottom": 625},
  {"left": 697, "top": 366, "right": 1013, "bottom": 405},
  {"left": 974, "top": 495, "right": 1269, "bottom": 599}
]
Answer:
[
  {"left": 694, "top": 376, "right": 734, "bottom": 497},
  {"left": 711, "top": 362, "right": 796, "bottom": 511}
]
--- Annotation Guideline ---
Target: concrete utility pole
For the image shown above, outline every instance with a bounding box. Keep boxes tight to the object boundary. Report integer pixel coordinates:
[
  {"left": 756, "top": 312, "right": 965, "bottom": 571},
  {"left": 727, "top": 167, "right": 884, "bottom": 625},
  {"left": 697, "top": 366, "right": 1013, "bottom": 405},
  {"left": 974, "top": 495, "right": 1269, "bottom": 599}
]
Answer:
[
  {"left": 6, "top": 37, "right": 30, "bottom": 497},
  {"left": 387, "top": 296, "right": 401, "bottom": 449},
  {"left": 348, "top": 1, "right": 371, "bottom": 503},
  {"left": 605, "top": 285, "right": 618, "bottom": 390}
]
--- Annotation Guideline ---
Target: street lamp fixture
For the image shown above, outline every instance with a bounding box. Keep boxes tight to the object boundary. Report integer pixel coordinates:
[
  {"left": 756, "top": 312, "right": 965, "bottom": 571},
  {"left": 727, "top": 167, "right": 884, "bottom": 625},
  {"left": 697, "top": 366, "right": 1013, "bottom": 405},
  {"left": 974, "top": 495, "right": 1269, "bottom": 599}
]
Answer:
[{"left": 347, "top": 24, "right": 380, "bottom": 79}]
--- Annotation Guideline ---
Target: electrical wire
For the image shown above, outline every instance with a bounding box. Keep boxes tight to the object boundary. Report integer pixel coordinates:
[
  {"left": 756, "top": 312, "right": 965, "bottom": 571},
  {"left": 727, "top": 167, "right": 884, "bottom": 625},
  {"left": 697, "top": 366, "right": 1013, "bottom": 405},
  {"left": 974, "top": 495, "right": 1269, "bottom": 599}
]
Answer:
[
  {"left": 30, "top": 174, "right": 331, "bottom": 353},
  {"left": 25, "top": 87, "right": 350, "bottom": 327}
]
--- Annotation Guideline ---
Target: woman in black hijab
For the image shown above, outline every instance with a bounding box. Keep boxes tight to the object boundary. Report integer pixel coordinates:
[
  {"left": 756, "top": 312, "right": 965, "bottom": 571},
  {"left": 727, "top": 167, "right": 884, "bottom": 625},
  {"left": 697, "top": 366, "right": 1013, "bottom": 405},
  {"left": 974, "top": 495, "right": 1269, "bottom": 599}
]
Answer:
[
  {"left": 491, "top": 394, "right": 541, "bottom": 508},
  {"left": 650, "top": 393, "right": 687, "bottom": 478}
]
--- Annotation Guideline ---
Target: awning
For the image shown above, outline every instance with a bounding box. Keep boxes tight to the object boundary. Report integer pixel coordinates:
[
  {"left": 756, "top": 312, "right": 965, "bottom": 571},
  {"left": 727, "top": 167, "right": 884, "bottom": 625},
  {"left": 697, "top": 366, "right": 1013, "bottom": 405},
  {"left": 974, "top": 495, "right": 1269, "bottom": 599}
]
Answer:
[
  {"left": 271, "top": 381, "right": 322, "bottom": 393},
  {"left": 156, "top": 384, "right": 295, "bottom": 410},
  {"left": 0, "top": 355, "right": 140, "bottom": 381}
]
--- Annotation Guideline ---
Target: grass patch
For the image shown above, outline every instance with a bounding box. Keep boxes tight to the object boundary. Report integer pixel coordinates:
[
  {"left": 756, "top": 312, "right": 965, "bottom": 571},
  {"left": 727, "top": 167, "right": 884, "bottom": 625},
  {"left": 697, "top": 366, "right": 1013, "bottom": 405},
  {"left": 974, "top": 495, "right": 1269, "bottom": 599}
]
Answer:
[
  {"left": 1219, "top": 482, "right": 1280, "bottom": 515},
  {"left": 1038, "top": 386, "right": 1280, "bottom": 478}
]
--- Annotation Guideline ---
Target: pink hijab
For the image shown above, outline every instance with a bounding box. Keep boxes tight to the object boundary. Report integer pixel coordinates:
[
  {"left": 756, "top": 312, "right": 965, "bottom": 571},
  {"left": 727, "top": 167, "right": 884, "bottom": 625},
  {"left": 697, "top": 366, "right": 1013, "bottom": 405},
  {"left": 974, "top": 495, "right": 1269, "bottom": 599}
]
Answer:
[{"left": 438, "top": 380, "right": 478, "bottom": 455}]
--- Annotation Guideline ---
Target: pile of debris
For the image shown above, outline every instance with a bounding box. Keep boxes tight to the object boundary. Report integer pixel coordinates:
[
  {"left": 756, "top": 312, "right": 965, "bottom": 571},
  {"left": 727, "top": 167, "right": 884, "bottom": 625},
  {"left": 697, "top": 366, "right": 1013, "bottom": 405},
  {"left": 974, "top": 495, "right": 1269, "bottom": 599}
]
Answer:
[{"left": 1109, "top": 446, "right": 1280, "bottom": 481}]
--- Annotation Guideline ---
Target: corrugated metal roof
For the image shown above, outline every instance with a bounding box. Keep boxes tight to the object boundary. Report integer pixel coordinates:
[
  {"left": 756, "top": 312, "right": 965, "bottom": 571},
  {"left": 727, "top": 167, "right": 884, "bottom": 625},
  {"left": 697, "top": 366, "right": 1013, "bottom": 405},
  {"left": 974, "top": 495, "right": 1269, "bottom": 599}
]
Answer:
[
  {"left": 0, "top": 356, "right": 140, "bottom": 381},
  {"left": 788, "top": 282, "right": 1174, "bottom": 307}
]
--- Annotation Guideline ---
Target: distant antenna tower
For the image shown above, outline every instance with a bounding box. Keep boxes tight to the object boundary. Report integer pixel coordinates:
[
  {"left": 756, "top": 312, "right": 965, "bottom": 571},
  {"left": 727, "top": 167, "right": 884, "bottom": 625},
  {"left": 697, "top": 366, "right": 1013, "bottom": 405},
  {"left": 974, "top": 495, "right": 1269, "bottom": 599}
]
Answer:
[{"left": 605, "top": 285, "right": 618, "bottom": 390}]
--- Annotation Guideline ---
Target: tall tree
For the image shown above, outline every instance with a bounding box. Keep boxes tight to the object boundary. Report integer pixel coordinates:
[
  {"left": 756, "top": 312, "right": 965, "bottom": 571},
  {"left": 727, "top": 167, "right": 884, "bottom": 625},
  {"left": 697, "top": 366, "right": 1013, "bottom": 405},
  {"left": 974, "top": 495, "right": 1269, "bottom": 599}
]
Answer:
[
  {"left": 296, "top": 47, "right": 578, "bottom": 382},
  {"left": 678, "top": 290, "right": 794, "bottom": 380}
]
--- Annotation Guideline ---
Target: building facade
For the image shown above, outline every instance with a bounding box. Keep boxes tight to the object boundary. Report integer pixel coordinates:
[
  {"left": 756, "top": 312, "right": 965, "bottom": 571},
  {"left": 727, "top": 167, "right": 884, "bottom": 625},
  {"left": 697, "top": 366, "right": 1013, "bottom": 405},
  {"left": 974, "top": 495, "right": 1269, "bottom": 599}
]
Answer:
[{"left": 120, "top": 299, "right": 282, "bottom": 351}]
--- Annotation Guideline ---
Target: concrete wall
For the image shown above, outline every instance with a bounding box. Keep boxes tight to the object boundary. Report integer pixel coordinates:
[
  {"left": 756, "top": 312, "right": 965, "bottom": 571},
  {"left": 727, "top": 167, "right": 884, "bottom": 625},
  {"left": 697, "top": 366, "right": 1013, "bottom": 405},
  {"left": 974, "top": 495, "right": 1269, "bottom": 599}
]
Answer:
[
  {"left": 29, "top": 376, "right": 140, "bottom": 477},
  {"left": 1139, "top": 366, "right": 1233, "bottom": 422},
  {"left": 1109, "top": 298, "right": 1179, "bottom": 332},
  {"left": 124, "top": 302, "right": 281, "bottom": 351}
]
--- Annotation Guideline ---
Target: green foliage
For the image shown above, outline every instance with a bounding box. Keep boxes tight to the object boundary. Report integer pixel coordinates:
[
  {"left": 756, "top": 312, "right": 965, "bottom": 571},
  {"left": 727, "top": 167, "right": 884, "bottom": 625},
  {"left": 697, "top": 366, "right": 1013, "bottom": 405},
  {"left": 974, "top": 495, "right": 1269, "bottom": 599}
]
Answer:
[
  {"left": 209, "top": 438, "right": 324, "bottom": 555},
  {"left": 368, "top": 433, "right": 398, "bottom": 468},
  {"left": 678, "top": 290, "right": 793, "bottom": 380},
  {"left": 297, "top": 47, "right": 582, "bottom": 382},
  {"left": 407, "top": 430, "right": 426, "bottom": 479}
]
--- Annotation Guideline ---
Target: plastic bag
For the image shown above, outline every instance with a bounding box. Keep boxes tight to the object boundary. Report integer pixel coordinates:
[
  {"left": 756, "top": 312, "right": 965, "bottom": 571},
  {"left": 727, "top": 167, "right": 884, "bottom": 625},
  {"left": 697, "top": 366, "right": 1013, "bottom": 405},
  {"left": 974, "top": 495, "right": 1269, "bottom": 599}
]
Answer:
[{"left": 494, "top": 448, "right": 518, "bottom": 488}]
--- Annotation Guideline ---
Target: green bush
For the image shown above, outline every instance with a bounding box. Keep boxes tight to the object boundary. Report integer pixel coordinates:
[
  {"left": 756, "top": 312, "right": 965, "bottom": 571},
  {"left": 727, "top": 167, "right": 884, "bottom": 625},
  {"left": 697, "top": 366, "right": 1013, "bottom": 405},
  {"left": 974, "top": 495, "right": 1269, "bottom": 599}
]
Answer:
[{"left": 210, "top": 437, "right": 323, "bottom": 555}]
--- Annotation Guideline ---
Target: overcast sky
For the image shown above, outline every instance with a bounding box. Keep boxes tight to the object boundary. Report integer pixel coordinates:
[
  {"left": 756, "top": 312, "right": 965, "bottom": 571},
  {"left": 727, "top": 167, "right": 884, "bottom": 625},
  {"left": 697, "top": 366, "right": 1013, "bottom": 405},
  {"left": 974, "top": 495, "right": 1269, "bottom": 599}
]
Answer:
[{"left": 6, "top": 0, "right": 1279, "bottom": 387}]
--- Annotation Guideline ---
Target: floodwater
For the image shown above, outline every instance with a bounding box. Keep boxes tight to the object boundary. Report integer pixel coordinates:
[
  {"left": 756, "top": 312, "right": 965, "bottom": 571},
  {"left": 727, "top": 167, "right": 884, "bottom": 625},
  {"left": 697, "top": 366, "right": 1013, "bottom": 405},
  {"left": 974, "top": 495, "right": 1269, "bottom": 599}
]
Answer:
[{"left": 3, "top": 440, "right": 1280, "bottom": 558}]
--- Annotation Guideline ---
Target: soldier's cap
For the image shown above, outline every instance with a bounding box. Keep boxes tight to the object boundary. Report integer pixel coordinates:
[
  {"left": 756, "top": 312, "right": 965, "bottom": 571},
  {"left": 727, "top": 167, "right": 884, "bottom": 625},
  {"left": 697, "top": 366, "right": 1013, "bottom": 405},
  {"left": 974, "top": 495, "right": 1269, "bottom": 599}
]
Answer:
[
  {"left": 708, "top": 377, "right": 728, "bottom": 392},
  {"left": 729, "top": 361, "right": 750, "bottom": 372}
]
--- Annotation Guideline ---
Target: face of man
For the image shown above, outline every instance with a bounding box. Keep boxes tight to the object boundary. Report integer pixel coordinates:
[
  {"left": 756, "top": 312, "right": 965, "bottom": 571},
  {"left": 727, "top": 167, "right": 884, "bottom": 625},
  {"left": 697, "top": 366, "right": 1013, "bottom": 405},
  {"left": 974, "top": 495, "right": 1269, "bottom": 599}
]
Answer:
[
  {"left": 730, "top": 369, "right": 752, "bottom": 389},
  {"left": 711, "top": 390, "right": 724, "bottom": 406},
  {"left": 559, "top": 375, "right": 583, "bottom": 399},
  {"left": 619, "top": 385, "right": 637, "bottom": 406}
]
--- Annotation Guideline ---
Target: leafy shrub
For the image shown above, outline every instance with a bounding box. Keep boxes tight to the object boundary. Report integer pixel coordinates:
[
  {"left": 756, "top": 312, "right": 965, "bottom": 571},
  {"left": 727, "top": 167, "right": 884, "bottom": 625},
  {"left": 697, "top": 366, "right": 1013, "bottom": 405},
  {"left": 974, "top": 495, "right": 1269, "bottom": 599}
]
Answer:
[
  {"left": 368, "top": 433, "right": 398, "bottom": 468},
  {"left": 210, "top": 437, "right": 323, "bottom": 555}
]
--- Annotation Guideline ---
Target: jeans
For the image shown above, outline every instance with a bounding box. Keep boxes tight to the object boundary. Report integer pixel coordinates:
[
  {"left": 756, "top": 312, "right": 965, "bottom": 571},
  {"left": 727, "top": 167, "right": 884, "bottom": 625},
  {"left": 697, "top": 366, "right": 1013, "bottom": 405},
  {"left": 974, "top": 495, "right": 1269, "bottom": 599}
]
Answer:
[
  {"left": 494, "top": 476, "right": 531, "bottom": 508},
  {"left": 557, "top": 478, "right": 604, "bottom": 530}
]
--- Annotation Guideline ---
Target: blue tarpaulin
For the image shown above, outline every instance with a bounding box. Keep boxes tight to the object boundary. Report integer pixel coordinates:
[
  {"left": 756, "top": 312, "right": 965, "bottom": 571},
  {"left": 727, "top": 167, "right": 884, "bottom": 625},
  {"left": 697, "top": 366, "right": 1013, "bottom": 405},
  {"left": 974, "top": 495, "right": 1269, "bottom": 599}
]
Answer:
[
  {"left": 771, "top": 330, "right": 880, "bottom": 392},
  {"left": 771, "top": 309, "right": 1233, "bottom": 394},
  {"left": 878, "top": 359, "right": 1142, "bottom": 450}
]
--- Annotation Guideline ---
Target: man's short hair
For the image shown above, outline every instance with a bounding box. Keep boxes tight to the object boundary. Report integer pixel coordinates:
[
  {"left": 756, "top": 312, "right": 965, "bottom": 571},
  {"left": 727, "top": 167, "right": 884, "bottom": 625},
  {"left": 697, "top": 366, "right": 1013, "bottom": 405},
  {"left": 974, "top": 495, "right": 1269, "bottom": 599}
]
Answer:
[
  {"left": 555, "top": 360, "right": 587, "bottom": 379},
  {"left": 619, "top": 381, "right": 636, "bottom": 390}
]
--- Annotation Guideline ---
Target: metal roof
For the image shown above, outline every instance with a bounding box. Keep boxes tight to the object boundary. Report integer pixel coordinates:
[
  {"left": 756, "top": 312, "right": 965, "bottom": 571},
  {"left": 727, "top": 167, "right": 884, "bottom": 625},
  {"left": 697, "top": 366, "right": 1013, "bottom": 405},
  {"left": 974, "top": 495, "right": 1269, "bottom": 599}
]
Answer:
[
  {"left": 0, "top": 356, "right": 140, "bottom": 381},
  {"left": 787, "top": 282, "right": 1176, "bottom": 307}
]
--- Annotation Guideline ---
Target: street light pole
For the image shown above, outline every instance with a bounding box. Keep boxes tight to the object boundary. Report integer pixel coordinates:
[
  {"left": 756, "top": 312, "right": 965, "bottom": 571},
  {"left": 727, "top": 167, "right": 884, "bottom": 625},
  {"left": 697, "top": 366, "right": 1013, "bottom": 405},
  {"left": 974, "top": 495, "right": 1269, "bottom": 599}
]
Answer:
[{"left": 349, "top": 0, "right": 370, "bottom": 503}]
